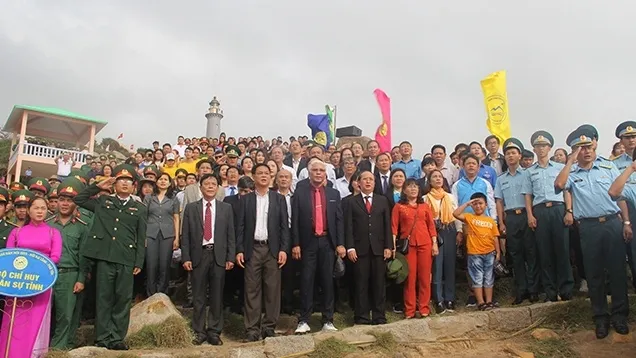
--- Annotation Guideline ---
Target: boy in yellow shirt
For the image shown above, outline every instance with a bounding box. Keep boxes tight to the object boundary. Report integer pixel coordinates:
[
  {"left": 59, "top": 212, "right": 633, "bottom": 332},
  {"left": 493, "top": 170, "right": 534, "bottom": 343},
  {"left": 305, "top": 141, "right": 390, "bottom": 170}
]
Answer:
[{"left": 453, "top": 192, "right": 501, "bottom": 311}]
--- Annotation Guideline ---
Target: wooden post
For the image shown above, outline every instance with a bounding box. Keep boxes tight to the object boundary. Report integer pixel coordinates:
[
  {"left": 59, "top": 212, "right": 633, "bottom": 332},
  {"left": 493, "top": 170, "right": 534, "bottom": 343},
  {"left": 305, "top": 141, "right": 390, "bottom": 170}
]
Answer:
[
  {"left": 14, "top": 112, "right": 28, "bottom": 183},
  {"left": 88, "top": 125, "right": 95, "bottom": 153}
]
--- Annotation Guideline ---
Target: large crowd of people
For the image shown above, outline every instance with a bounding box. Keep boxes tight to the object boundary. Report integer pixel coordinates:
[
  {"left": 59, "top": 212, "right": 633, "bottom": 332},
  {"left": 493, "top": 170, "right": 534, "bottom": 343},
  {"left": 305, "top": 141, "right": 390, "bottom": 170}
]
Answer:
[{"left": 0, "top": 122, "right": 634, "bottom": 354}]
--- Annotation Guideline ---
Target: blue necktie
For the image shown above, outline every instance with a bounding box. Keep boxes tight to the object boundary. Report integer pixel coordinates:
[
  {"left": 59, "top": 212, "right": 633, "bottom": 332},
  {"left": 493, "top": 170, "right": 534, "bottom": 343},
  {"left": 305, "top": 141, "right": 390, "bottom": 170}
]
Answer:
[{"left": 230, "top": 187, "right": 236, "bottom": 196}]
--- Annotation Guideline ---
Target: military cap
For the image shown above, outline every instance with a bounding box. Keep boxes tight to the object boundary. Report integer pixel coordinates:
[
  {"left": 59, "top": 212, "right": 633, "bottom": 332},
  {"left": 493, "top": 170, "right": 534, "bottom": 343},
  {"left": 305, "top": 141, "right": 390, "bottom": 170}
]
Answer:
[
  {"left": 113, "top": 164, "right": 137, "bottom": 181},
  {"left": 502, "top": 137, "right": 524, "bottom": 153},
  {"left": 28, "top": 177, "right": 51, "bottom": 195},
  {"left": 576, "top": 124, "right": 598, "bottom": 140},
  {"left": 143, "top": 165, "right": 160, "bottom": 179},
  {"left": 57, "top": 178, "right": 84, "bottom": 198},
  {"left": 567, "top": 126, "right": 595, "bottom": 147},
  {"left": 48, "top": 175, "right": 61, "bottom": 185},
  {"left": 107, "top": 153, "right": 116, "bottom": 160},
  {"left": 530, "top": 131, "right": 554, "bottom": 147},
  {"left": 48, "top": 187, "right": 58, "bottom": 199},
  {"left": 303, "top": 140, "right": 317, "bottom": 148},
  {"left": 615, "top": 121, "right": 636, "bottom": 138},
  {"left": 174, "top": 168, "right": 188, "bottom": 178},
  {"left": 69, "top": 169, "right": 89, "bottom": 184},
  {"left": 8, "top": 182, "right": 25, "bottom": 192},
  {"left": 99, "top": 154, "right": 107, "bottom": 161},
  {"left": 386, "top": 252, "right": 409, "bottom": 284},
  {"left": 0, "top": 187, "right": 9, "bottom": 203},
  {"left": 85, "top": 154, "right": 93, "bottom": 161},
  {"left": 11, "top": 189, "right": 34, "bottom": 205},
  {"left": 225, "top": 145, "right": 241, "bottom": 158},
  {"left": 522, "top": 149, "right": 534, "bottom": 159},
  {"left": 199, "top": 137, "right": 209, "bottom": 144}
]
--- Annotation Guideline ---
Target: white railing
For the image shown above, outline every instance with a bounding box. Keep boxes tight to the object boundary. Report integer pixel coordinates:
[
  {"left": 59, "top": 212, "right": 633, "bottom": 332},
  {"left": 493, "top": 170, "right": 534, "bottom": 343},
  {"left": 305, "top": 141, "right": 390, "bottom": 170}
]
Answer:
[{"left": 20, "top": 143, "right": 87, "bottom": 163}]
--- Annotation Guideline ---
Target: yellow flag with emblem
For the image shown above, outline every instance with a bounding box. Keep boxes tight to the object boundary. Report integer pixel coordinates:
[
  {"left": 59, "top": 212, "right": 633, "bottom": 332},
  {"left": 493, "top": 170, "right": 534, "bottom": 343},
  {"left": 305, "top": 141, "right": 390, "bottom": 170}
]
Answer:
[{"left": 481, "top": 70, "right": 511, "bottom": 144}]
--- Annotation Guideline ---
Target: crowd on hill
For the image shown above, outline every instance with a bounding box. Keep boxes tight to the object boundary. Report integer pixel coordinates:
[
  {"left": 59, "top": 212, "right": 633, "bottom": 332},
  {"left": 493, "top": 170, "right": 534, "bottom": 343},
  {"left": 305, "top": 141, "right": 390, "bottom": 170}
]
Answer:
[{"left": 0, "top": 123, "right": 634, "bottom": 354}]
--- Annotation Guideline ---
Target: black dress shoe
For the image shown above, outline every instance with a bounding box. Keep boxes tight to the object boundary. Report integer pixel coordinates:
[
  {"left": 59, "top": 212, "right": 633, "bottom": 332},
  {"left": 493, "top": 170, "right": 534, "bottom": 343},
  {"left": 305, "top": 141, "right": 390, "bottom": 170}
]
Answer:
[
  {"left": 208, "top": 335, "right": 223, "bottom": 346},
  {"left": 193, "top": 336, "right": 207, "bottom": 345},
  {"left": 246, "top": 333, "right": 261, "bottom": 342},
  {"left": 595, "top": 322, "right": 610, "bottom": 339},
  {"left": 544, "top": 296, "right": 558, "bottom": 303},
  {"left": 262, "top": 329, "right": 276, "bottom": 339},
  {"left": 560, "top": 293, "right": 572, "bottom": 301},
  {"left": 529, "top": 293, "right": 539, "bottom": 303},
  {"left": 182, "top": 302, "right": 193, "bottom": 309},
  {"left": 371, "top": 319, "right": 387, "bottom": 325},
  {"left": 94, "top": 342, "right": 108, "bottom": 348},
  {"left": 108, "top": 342, "right": 129, "bottom": 350},
  {"left": 612, "top": 320, "right": 630, "bottom": 335}
]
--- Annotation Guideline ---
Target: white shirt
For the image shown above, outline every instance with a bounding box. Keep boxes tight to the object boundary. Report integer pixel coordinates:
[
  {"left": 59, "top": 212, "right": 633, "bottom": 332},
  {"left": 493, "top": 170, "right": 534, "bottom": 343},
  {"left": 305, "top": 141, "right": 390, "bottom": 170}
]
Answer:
[
  {"left": 378, "top": 171, "right": 391, "bottom": 193},
  {"left": 278, "top": 190, "right": 292, "bottom": 228},
  {"left": 174, "top": 144, "right": 187, "bottom": 158},
  {"left": 202, "top": 199, "right": 216, "bottom": 245},
  {"left": 225, "top": 185, "right": 238, "bottom": 197},
  {"left": 254, "top": 191, "right": 269, "bottom": 241},
  {"left": 57, "top": 159, "right": 72, "bottom": 176},
  {"left": 368, "top": 158, "right": 376, "bottom": 173},
  {"left": 116, "top": 195, "right": 130, "bottom": 206},
  {"left": 298, "top": 163, "right": 337, "bottom": 185},
  {"left": 292, "top": 157, "right": 302, "bottom": 174},
  {"left": 439, "top": 160, "right": 459, "bottom": 186},
  {"left": 334, "top": 176, "right": 351, "bottom": 199}
]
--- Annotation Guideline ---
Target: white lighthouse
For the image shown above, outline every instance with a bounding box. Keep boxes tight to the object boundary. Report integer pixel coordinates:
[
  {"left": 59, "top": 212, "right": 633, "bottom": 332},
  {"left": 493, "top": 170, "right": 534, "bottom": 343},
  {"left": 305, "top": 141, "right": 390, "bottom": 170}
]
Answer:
[{"left": 205, "top": 96, "right": 223, "bottom": 139}]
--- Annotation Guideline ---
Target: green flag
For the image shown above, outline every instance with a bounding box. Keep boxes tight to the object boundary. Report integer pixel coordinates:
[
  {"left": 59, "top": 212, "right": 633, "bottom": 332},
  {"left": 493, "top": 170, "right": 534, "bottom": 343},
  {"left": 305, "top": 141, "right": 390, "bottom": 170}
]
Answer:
[{"left": 325, "top": 105, "right": 336, "bottom": 144}]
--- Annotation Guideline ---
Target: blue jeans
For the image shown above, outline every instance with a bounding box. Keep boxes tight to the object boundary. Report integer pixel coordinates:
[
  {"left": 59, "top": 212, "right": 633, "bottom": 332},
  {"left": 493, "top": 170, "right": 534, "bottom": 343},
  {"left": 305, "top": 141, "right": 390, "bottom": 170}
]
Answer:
[
  {"left": 432, "top": 225, "right": 456, "bottom": 302},
  {"left": 468, "top": 252, "right": 495, "bottom": 288}
]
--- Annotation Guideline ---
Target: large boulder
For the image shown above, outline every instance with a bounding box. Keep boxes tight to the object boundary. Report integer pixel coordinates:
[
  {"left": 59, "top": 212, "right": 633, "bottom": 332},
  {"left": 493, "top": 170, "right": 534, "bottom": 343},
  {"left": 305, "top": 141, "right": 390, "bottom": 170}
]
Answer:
[
  {"left": 127, "top": 293, "right": 183, "bottom": 337},
  {"left": 336, "top": 136, "right": 373, "bottom": 150}
]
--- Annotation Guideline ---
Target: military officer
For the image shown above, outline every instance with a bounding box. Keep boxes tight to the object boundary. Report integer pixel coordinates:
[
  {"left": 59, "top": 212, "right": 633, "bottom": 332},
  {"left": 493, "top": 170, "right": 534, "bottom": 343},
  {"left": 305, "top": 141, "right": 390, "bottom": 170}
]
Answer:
[
  {"left": 520, "top": 150, "right": 534, "bottom": 169},
  {"left": 0, "top": 187, "right": 17, "bottom": 249},
  {"left": 555, "top": 127, "right": 630, "bottom": 339},
  {"left": 9, "top": 190, "right": 34, "bottom": 227},
  {"left": 67, "top": 170, "right": 94, "bottom": 225},
  {"left": 522, "top": 131, "right": 574, "bottom": 302},
  {"left": 47, "top": 187, "right": 59, "bottom": 218},
  {"left": 143, "top": 165, "right": 159, "bottom": 181},
  {"left": 108, "top": 153, "right": 117, "bottom": 166},
  {"left": 495, "top": 138, "right": 539, "bottom": 304},
  {"left": 81, "top": 154, "right": 93, "bottom": 172},
  {"left": 8, "top": 182, "right": 24, "bottom": 193},
  {"left": 49, "top": 175, "right": 62, "bottom": 190},
  {"left": 74, "top": 164, "right": 147, "bottom": 351},
  {"left": 48, "top": 179, "right": 90, "bottom": 349},
  {"left": 99, "top": 155, "right": 108, "bottom": 166},
  {"left": 225, "top": 145, "right": 241, "bottom": 168},
  {"left": 28, "top": 176, "right": 51, "bottom": 197}
]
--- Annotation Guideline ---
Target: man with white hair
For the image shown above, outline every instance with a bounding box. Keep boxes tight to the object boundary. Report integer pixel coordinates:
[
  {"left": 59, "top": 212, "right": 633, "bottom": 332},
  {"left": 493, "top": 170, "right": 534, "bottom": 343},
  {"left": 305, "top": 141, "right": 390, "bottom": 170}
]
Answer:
[
  {"left": 292, "top": 159, "right": 345, "bottom": 334},
  {"left": 298, "top": 146, "right": 337, "bottom": 184}
]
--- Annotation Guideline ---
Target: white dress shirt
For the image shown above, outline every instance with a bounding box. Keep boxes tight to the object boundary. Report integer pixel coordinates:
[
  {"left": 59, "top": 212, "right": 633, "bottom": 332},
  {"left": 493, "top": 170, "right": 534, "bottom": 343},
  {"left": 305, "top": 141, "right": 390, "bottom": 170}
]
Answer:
[
  {"left": 378, "top": 171, "right": 391, "bottom": 193},
  {"left": 334, "top": 176, "right": 351, "bottom": 199},
  {"left": 225, "top": 185, "right": 238, "bottom": 197},
  {"left": 254, "top": 191, "right": 269, "bottom": 242},
  {"left": 202, "top": 199, "right": 216, "bottom": 245}
]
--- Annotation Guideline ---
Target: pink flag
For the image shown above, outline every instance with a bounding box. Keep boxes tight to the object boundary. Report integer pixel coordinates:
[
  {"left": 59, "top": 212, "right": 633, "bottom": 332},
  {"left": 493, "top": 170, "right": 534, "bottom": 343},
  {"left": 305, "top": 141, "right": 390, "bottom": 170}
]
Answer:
[{"left": 373, "top": 89, "right": 392, "bottom": 153}]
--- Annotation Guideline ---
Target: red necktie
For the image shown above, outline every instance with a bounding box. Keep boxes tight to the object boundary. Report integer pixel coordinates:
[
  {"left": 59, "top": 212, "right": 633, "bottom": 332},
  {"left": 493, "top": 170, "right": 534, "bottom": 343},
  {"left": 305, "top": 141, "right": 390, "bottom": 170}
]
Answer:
[
  {"left": 364, "top": 196, "right": 372, "bottom": 213},
  {"left": 314, "top": 188, "right": 324, "bottom": 235},
  {"left": 204, "top": 202, "right": 213, "bottom": 241}
]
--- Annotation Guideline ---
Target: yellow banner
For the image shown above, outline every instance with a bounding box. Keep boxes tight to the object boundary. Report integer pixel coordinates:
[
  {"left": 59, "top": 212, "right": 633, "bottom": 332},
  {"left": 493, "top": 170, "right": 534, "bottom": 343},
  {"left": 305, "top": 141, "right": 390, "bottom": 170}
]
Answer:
[{"left": 481, "top": 70, "right": 511, "bottom": 143}]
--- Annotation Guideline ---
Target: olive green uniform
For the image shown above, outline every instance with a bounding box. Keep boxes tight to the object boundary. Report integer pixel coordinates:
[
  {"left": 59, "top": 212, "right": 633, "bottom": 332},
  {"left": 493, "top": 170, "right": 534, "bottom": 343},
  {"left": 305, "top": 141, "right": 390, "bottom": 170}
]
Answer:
[
  {"left": 74, "top": 183, "right": 147, "bottom": 348},
  {"left": 0, "top": 220, "right": 17, "bottom": 249},
  {"left": 48, "top": 214, "right": 89, "bottom": 349}
]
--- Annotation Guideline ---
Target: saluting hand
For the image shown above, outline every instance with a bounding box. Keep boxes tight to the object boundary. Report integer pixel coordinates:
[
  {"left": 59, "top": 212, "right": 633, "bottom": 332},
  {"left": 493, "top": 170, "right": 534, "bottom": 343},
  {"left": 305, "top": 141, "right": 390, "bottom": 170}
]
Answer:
[
  {"left": 568, "top": 147, "right": 581, "bottom": 164},
  {"left": 96, "top": 177, "right": 116, "bottom": 190}
]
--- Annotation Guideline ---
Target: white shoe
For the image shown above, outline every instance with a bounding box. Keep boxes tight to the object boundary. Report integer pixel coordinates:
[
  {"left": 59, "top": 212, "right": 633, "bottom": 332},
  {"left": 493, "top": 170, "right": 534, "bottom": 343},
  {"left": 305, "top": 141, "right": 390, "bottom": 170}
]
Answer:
[
  {"left": 295, "top": 321, "right": 311, "bottom": 334},
  {"left": 579, "top": 279, "right": 588, "bottom": 293},
  {"left": 322, "top": 322, "right": 338, "bottom": 332}
]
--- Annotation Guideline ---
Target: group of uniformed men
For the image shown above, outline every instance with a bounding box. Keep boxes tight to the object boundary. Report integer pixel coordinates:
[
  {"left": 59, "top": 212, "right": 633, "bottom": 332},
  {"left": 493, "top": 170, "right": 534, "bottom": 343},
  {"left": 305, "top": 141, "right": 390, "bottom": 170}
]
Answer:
[{"left": 495, "top": 122, "right": 635, "bottom": 339}]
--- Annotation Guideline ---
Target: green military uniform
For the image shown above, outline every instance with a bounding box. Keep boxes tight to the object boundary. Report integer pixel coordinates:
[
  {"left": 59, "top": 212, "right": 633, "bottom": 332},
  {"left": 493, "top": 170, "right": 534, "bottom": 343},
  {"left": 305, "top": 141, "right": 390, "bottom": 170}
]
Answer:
[
  {"left": 47, "top": 187, "right": 59, "bottom": 220},
  {"left": 67, "top": 173, "right": 94, "bottom": 226},
  {"left": 74, "top": 164, "right": 147, "bottom": 350},
  {"left": 80, "top": 154, "right": 93, "bottom": 172},
  {"left": 143, "top": 165, "right": 159, "bottom": 180},
  {"left": 0, "top": 188, "right": 17, "bottom": 249},
  {"left": 28, "top": 177, "right": 51, "bottom": 197},
  {"left": 48, "top": 179, "right": 89, "bottom": 349},
  {"left": 8, "top": 182, "right": 25, "bottom": 193},
  {"left": 8, "top": 190, "right": 34, "bottom": 227}
]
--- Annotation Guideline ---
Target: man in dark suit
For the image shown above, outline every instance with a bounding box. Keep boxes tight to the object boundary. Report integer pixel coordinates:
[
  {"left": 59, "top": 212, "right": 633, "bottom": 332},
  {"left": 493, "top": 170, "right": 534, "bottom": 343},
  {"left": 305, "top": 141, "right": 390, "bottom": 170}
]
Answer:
[
  {"left": 373, "top": 152, "right": 393, "bottom": 196},
  {"left": 181, "top": 173, "right": 235, "bottom": 346},
  {"left": 292, "top": 159, "right": 345, "bottom": 334},
  {"left": 345, "top": 171, "right": 392, "bottom": 325},
  {"left": 236, "top": 163, "right": 290, "bottom": 341},
  {"left": 222, "top": 176, "right": 254, "bottom": 313},
  {"left": 283, "top": 140, "right": 307, "bottom": 176},
  {"left": 358, "top": 140, "right": 381, "bottom": 175}
]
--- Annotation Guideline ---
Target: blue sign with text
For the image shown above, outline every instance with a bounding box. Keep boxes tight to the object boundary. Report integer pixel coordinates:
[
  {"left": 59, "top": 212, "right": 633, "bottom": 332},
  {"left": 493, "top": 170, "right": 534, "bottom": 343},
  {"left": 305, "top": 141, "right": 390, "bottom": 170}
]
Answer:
[{"left": 0, "top": 248, "right": 58, "bottom": 298}]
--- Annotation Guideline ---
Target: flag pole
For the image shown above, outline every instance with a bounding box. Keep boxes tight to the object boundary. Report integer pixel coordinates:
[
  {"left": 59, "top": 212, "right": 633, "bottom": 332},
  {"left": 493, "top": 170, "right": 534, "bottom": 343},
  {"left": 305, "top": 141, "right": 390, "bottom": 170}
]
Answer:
[{"left": 333, "top": 105, "right": 338, "bottom": 141}]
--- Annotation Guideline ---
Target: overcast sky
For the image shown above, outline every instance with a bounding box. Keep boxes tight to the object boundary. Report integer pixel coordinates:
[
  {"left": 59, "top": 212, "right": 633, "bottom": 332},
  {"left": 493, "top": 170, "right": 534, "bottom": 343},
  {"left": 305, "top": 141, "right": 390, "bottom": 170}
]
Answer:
[{"left": 0, "top": 1, "right": 633, "bottom": 156}]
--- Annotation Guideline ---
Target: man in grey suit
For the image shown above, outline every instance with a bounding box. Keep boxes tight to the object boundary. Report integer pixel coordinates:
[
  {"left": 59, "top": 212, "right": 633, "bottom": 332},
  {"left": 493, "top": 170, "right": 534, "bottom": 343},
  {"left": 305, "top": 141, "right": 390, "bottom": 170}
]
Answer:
[{"left": 181, "top": 173, "right": 235, "bottom": 346}]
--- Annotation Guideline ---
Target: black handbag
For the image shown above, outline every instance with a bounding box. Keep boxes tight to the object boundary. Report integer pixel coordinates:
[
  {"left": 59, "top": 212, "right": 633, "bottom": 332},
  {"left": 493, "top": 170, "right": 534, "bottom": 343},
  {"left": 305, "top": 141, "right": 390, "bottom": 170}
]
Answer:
[
  {"left": 396, "top": 205, "right": 419, "bottom": 255},
  {"left": 434, "top": 220, "right": 445, "bottom": 247}
]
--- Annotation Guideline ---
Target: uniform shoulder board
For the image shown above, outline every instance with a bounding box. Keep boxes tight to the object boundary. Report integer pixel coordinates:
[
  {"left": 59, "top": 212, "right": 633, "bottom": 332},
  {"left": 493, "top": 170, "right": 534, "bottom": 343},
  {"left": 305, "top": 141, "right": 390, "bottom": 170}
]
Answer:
[
  {"left": 599, "top": 163, "right": 613, "bottom": 170},
  {"left": 76, "top": 217, "right": 87, "bottom": 225},
  {"left": 6, "top": 221, "right": 18, "bottom": 227},
  {"left": 45, "top": 216, "right": 56, "bottom": 222}
]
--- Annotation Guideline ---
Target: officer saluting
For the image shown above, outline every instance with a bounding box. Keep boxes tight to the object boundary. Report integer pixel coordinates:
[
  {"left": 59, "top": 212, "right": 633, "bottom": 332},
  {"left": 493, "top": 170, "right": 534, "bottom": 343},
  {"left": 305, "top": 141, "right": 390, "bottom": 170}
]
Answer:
[
  {"left": 494, "top": 138, "right": 539, "bottom": 305},
  {"left": 555, "top": 126, "right": 630, "bottom": 339},
  {"left": 48, "top": 178, "right": 90, "bottom": 349},
  {"left": 74, "top": 164, "right": 147, "bottom": 351},
  {"left": 522, "top": 131, "right": 574, "bottom": 302}
]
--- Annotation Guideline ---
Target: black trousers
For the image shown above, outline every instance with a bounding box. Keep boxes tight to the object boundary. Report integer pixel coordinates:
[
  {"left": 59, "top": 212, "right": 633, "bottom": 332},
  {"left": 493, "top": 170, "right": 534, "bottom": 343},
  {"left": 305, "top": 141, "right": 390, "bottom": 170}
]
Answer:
[
  {"left": 299, "top": 237, "right": 335, "bottom": 324},
  {"left": 353, "top": 253, "right": 386, "bottom": 324},
  {"left": 505, "top": 210, "right": 540, "bottom": 296},
  {"left": 282, "top": 258, "right": 300, "bottom": 311},
  {"left": 191, "top": 248, "right": 226, "bottom": 339}
]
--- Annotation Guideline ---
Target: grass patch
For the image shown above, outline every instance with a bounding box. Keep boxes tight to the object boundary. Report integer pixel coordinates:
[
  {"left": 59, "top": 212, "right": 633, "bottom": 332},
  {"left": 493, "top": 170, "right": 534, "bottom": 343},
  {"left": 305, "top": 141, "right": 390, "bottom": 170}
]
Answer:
[
  {"left": 43, "top": 351, "right": 70, "bottom": 358},
  {"left": 368, "top": 331, "right": 397, "bottom": 351},
  {"left": 527, "top": 338, "right": 579, "bottom": 358},
  {"left": 542, "top": 298, "right": 594, "bottom": 332},
  {"left": 125, "top": 315, "right": 193, "bottom": 348},
  {"left": 223, "top": 312, "right": 246, "bottom": 340},
  {"left": 309, "top": 337, "right": 356, "bottom": 358}
]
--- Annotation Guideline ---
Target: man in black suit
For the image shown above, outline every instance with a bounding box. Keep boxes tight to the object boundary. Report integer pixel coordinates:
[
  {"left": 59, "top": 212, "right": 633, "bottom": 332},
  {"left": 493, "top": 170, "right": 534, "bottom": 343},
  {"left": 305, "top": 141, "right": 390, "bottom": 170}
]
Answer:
[
  {"left": 283, "top": 140, "right": 307, "bottom": 176},
  {"left": 373, "top": 152, "right": 393, "bottom": 196},
  {"left": 358, "top": 140, "right": 381, "bottom": 175},
  {"left": 345, "top": 171, "right": 392, "bottom": 325},
  {"left": 292, "top": 159, "right": 345, "bottom": 334},
  {"left": 236, "top": 164, "right": 290, "bottom": 342},
  {"left": 181, "top": 173, "right": 235, "bottom": 346},
  {"left": 223, "top": 176, "right": 255, "bottom": 313}
]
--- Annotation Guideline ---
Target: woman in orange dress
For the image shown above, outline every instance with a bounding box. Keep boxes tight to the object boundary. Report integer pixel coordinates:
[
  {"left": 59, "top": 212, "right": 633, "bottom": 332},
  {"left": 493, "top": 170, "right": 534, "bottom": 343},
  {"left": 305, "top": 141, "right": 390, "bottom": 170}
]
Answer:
[{"left": 391, "top": 179, "right": 438, "bottom": 318}]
